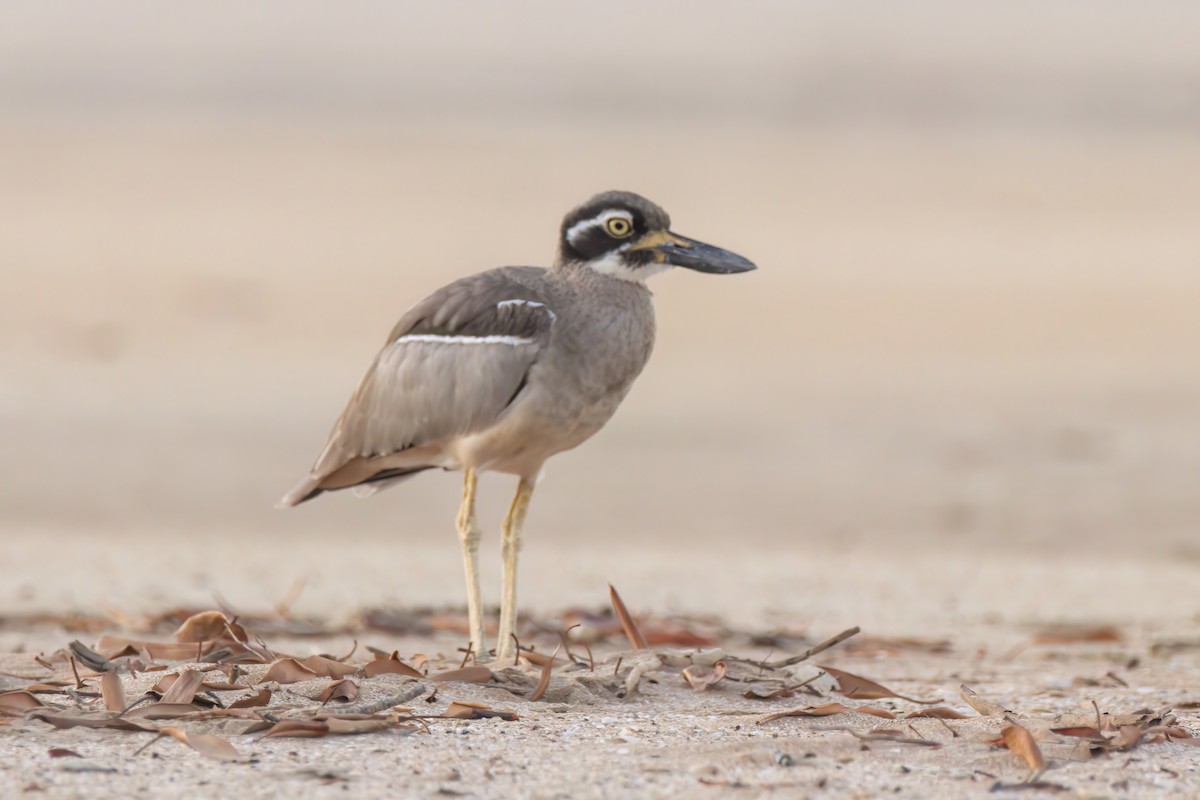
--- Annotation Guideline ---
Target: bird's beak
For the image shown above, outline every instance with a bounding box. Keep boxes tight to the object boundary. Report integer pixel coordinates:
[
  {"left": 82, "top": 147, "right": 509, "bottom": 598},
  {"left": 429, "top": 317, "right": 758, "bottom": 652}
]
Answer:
[{"left": 628, "top": 230, "right": 757, "bottom": 274}]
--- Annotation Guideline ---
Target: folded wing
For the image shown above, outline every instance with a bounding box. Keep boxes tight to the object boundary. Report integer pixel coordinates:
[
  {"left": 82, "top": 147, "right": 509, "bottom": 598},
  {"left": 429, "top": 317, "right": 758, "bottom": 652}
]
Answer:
[{"left": 279, "top": 268, "right": 555, "bottom": 506}]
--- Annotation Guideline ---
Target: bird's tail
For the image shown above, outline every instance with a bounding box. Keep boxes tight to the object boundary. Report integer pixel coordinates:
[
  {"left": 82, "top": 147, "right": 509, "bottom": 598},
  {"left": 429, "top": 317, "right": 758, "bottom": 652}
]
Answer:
[
  {"left": 276, "top": 464, "right": 433, "bottom": 509},
  {"left": 276, "top": 475, "right": 324, "bottom": 509}
]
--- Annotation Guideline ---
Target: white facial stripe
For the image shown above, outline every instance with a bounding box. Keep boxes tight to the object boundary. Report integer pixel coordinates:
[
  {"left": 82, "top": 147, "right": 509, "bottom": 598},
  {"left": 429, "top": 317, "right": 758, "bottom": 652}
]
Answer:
[
  {"left": 565, "top": 209, "right": 634, "bottom": 247},
  {"left": 496, "top": 299, "right": 558, "bottom": 321},
  {"left": 583, "top": 250, "right": 672, "bottom": 283},
  {"left": 395, "top": 334, "right": 536, "bottom": 346}
]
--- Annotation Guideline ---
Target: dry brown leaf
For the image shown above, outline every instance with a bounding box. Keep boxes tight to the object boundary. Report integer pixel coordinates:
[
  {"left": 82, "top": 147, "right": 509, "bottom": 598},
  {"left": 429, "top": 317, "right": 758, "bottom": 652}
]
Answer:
[
  {"left": 30, "top": 711, "right": 157, "bottom": 732},
  {"left": 844, "top": 728, "right": 942, "bottom": 747},
  {"left": 609, "top": 584, "right": 648, "bottom": 650},
  {"left": 443, "top": 701, "right": 519, "bottom": 721},
  {"left": 759, "top": 703, "right": 897, "bottom": 723},
  {"left": 1051, "top": 726, "right": 1107, "bottom": 742},
  {"left": 431, "top": 666, "right": 494, "bottom": 683},
  {"left": 529, "top": 643, "right": 562, "bottom": 702},
  {"left": 317, "top": 680, "right": 358, "bottom": 705},
  {"left": 960, "top": 684, "right": 1010, "bottom": 716},
  {"left": 363, "top": 654, "right": 423, "bottom": 679},
  {"left": 681, "top": 661, "right": 727, "bottom": 691},
  {"left": 159, "top": 669, "right": 205, "bottom": 704},
  {"left": 905, "top": 707, "right": 969, "bottom": 719},
  {"left": 260, "top": 716, "right": 404, "bottom": 738},
  {"left": 260, "top": 658, "right": 319, "bottom": 684},
  {"left": 97, "top": 636, "right": 212, "bottom": 662},
  {"left": 642, "top": 628, "right": 718, "bottom": 648},
  {"left": 300, "top": 655, "right": 359, "bottom": 679},
  {"left": 994, "top": 722, "right": 1046, "bottom": 781},
  {"left": 320, "top": 717, "right": 396, "bottom": 736},
  {"left": 1032, "top": 625, "right": 1122, "bottom": 645},
  {"left": 818, "top": 665, "right": 939, "bottom": 704},
  {"left": 158, "top": 726, "right": 240, "bottom": 761},
  {"left": 48, "top": 748, "right": 83, "bottom": 759},
  {"left": 23, "top": 682, "right": 72, "bottom": 692},
  {"left": 1110, "top": 725, "right": 1144, "bottom": 751},
  {"left": 68, "top": 640, "right": 111, "bottom": 672},
  {"left": 230, "top": 687, "right": 273, "bottom": 709},
  {"left": 99, "top": 670, "right": 125, "bottom": 712},
  {"left": 262, "top": 719, "right": 331, "bottom": 738},
  {"left": 519, "top": 650, "right": 565, "bottom": 668},
  {"left": 0, "top": 690, "right": 45, "bottom": 714},
  {"left": 122, "top": 703, "right": 204, "bottom": 720},
  {"left": 175, "top": 611, "right": 242, "bottom": 643}
]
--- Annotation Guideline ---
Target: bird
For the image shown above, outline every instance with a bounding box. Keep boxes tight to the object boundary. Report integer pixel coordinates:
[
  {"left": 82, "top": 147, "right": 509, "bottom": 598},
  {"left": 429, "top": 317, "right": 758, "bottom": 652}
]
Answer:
[{"left": 278, "top": 190, "right": 755, "bottom": 661}]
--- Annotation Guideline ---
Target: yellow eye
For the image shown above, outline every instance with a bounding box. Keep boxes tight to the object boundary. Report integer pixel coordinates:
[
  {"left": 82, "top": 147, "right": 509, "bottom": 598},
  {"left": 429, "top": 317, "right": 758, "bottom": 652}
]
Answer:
[{"left": 606, "top": 217, "right": 633, "bottom": 238}]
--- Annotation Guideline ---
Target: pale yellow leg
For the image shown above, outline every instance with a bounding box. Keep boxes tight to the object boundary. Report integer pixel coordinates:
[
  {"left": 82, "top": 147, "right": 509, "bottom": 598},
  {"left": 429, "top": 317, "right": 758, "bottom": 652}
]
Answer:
[
  {"left": 496, "top": 478, "right": 535, "bottom": 661},
  {"left": 455, "top": 468, "right": 487, "bottom": 659}
]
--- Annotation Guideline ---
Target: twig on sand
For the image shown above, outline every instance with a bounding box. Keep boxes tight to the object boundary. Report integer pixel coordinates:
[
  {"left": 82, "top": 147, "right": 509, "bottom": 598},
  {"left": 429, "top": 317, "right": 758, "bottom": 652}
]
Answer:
[
  {"left": 322, "top": 682, "right": 428, "bottom": 716},
  {"left": 737, "top": 626, "right": 861, "bottom": 670}
]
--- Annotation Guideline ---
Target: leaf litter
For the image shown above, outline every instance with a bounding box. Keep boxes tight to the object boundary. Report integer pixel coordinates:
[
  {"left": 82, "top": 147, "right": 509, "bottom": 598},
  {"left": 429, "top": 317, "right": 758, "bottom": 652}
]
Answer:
[{"left": 4, "top": 589, "right": 1200, "bottom": 793}]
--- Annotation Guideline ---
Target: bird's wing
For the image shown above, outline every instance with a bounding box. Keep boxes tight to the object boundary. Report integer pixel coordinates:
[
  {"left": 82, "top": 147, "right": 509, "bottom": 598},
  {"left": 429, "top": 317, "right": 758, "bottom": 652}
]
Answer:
[{"left": 279, "top": 268, "right": 556, "bottom": 506}]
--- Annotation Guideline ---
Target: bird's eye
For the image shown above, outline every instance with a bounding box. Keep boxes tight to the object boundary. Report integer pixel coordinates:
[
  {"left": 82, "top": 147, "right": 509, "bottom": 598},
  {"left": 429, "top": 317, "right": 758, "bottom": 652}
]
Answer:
[{"left": 605, "top": 217, "right": 633, "bottom": 238}]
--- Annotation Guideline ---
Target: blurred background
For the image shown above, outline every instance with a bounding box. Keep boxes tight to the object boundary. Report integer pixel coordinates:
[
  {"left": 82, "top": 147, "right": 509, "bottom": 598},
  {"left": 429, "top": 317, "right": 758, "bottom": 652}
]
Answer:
[{"left": 2, "top": 1, "right": 1198, "bottom": 628}]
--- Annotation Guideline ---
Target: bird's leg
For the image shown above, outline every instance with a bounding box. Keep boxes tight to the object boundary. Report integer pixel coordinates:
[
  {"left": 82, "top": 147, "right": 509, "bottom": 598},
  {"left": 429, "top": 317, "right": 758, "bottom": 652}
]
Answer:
[
  {"left": 455, "top": 468, "right": 487, "bottom": 660},
  {"left": 496, "top": 477, "right": 536, "bottom": 662}
]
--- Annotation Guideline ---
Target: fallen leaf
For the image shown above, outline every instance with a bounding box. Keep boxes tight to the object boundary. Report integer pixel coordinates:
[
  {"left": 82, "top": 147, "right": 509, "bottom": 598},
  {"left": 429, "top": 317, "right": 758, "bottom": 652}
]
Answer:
[
  {"left": 843, "top": 728, "right": 942, "bottom": 747},
  {"left": 317, "top": 680, "right": 358, "bottom": 705},
  {"left": 230, "top": 687, "right": 273, "bottom": 709},
  {"left": 743, "top": 685, "right": 795, "bottom": 700},
  {"left": 262, "top": 719, "right": 330, "bottom": 738},
  {"left": 609, "top": 584, "right": 648, "bottom": 650},
  {"left": 321, "top": 717, "right": 396, "bottom": 736},
  {"left": 818, "top": 666, "right": 939, "bottom": 704},
  {"left": 260, "top": 658, "right": 319, "bottom": 684},
  {"left": 529, "top": 643, "right": 562, "bottom": 702},
  {"left": 642, "top": 628, "right": 718, "bottom": 648},
  {"left": 122, "top": 703, "right": 205, "bottom": 720},
  {"left": 157, "top": 727, "right": 240, "bottom": 761},
  {"left": 905, "top": 707, "right": 969, "bottom": 719},
  {"left": 100, "top": 671, "right": 125, "bottom": 712},
  {"left": 96, "top": 636, "right": 212, "bottom": 662},
  {"left": 993, "top": 722, "right": 1045, "bottom": 781},
  {"left": 960, "top": 684, "right": 1009, "bottom": 716},
  {"left": 67, "top": 641, "right": 111, "bottom": 672},
  {"left": 682, "top": 661, "right": 727, "bottom": 691},
  {"left": 260, "top": 716, "right": 408, "bottom": 738},
  {"left": 48, "top": 748, "right": 83, "bottom": 759},
  {"left": 519, "top": 650, "right": 565, "bottom": 668},
  {"left": 159, "top": 669, "right": 205, "bottom": 705},
  {"left": 1051, "top": 726, "right": 1107, "bottom": 742},
  {"left": 29, "top": 711, "right": 157, "bottom": 732},
  {"left": 443, "top": 701, "right": 519, "bottom": 721},
  {"left": 300, "top": 655, "right": 358, "bottom": 679},
  {"left": 363, "top": 654, "right": 423, "bottom": 679},
  {"left": 0, "top": 691, "right": 45, "bottom": 715},
  {"left": 1032, "top": 625, "right": 1122, "bottom": 645},
  {"left": 758, "top": 703, "right": 896, "bottom": 723},
  {"left": 1109, "top": 725, "right": 1144, "bottom": 752},
  {"left": 174, "top": 611, "right": 245, "bottom": 643},
  {"left": 431, "top": 666, "right": 494, "bottom": 683}
]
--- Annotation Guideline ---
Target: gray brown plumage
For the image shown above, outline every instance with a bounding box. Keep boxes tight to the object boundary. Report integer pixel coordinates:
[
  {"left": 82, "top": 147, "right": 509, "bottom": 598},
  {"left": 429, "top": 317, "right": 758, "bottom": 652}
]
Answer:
[{"left": 279, "top": 190, "right": 755, "bottom": 659}]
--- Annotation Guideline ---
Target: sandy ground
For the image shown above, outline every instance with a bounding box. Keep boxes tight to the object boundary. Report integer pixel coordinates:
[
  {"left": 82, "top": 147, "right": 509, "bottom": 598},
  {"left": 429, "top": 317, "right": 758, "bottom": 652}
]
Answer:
[{"left": 2, "top": 125, "right": 1199, "bottom": 797}]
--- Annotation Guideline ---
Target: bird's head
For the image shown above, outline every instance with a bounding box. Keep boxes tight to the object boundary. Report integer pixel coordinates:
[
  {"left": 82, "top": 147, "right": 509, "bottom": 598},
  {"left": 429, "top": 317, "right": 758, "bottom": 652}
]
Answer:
[{"left": 556, "top": 190, "right": 756, "bottom": 282}]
